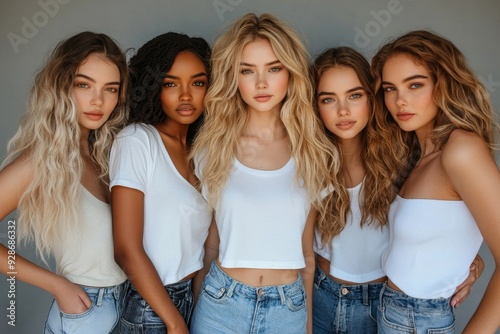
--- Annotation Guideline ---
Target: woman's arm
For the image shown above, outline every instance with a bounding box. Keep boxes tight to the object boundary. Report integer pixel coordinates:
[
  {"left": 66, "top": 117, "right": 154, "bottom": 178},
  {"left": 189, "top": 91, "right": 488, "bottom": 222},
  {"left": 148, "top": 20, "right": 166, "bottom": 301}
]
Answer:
[
  {"left": 300, "top": 208, "right": 317, "bottom": 334},
  {"left": 192, "top": 216, "right": 219, "bottom": 306},
  {"left": 112, "top": 186, "right": 188, "bottom": 334},
  {"left": 0, "top": 156, "right": 91, "bottom": 314},
  {"left": 442, "top": 130, "right": 500, "bottom": 333}
]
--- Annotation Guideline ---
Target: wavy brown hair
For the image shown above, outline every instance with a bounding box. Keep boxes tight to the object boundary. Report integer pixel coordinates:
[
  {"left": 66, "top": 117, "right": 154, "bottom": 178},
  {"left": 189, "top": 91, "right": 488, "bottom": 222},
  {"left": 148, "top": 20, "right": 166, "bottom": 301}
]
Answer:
[
  {"left": 190, "top": 13, "right": 341, "bottom": 221},
  {"left": 371, "top": 30, "right": 498, "bottom": 186},
  {"left": 312, "top": 46, "right": 397, "bottom": 246}
]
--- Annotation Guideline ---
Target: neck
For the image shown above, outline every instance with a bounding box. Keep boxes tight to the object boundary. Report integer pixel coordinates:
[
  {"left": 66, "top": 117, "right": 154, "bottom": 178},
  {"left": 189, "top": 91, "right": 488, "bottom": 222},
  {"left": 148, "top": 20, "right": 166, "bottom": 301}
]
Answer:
[
  {"left": 156, "top": 119, "right": 189, "bottom": 145},
  {"left": 415, "top": 124, "right": 436, "bottom": 159},
  {"left": 80, "top": 128, "right": 91, "bottom": 157},
  {"left": 243, "top": 109, "right": 286, "bottom": 138}
]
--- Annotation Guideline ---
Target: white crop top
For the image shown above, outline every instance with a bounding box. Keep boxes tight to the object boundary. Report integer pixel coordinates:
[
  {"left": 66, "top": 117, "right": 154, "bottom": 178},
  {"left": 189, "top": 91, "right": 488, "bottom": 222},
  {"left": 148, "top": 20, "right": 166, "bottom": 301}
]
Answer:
[
  {"left": 196, "top": 156, "right": 311, "bottom": 269},
  {"left": 314, "top": 181, "right": 389, "bottom": 283},
  {"left": 52, "top": 186, "right": 127, "bottom": 287},
  {"left": 110, "top": 124, "right": 212, "bottom": 285},
  {"left": 382, "top": 196, "right": 483, "bottom": 299}
]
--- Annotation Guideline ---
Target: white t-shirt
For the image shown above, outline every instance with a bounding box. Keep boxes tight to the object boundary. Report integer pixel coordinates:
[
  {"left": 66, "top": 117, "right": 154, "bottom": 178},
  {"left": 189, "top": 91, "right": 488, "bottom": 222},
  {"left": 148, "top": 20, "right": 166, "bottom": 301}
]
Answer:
[
  {"left": 110, "top": 123, "right": 212, "bottom": 285},
  {"left": 196, "top": 156, "right": 311, "bottom": 269},
  {"left": 314, "top": 181, "right": 389, "bottom": 283},
  {"left": 53, "top": 186, "right": 127, "bottom": 287},
  {"left": 382, "top": 195, "right": 483, "bottom": 298}
]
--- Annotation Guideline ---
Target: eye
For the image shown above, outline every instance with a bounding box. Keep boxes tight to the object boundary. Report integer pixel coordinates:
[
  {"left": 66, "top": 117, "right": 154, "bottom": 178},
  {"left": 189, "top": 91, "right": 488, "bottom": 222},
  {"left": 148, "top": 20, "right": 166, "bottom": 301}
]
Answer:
[
  {"left": 269, "top": 66, "right": 282, "bottom": 73},
  {"left": 383, "top": 86, "right": 395, "bottom": 93},
  {"left": 162, "top": 82, "right": 176, "bottom": 88},
  {"left": 240, "top": 68, "right": 252, "bottom": 75},
  {"left": 193, "top": 81, "right": 206, "bottom": 87},
  {"left": 75, "top": 82, "right": 89, "bottom": 89},
  {"left": 106, "top": 87, "right": 119, "bottom": 93},
  {"left": 319, "top": 97, "right": 335, "bottom": 104},
  {"left": 410, "top": 83, "right": 423, "bottom": 89},
  {"left": 349, "top": 93, "right": 363, "bottom": 100}
]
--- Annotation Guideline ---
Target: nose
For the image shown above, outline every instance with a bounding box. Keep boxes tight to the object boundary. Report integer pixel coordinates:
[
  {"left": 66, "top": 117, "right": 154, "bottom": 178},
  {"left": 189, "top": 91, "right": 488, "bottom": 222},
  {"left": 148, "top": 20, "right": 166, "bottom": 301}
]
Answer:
[
  {"left": 179, "top": 85, "right": 192, "bottom": 101},
  {"left": 90, "top": 89, "right": 103, "bottom": 107},
  {"left": 256, "top": 72, "right": 268, "bottom": 89},
  {"left": 395, "top": 91, "right": 407, "bottom": 107},
  {"left": 337, "top": 100, "right": 350, "bottom": 116}
]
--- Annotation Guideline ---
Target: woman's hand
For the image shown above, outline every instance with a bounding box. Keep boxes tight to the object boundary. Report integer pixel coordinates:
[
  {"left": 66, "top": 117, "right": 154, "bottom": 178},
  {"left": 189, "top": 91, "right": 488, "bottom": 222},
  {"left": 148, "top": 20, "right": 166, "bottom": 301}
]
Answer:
[
  {"left": 53, "top": 277, "right": 92, "bottom": 314},
  {"left": 451, "top": 254, "right": 484, "bottom": 307}
]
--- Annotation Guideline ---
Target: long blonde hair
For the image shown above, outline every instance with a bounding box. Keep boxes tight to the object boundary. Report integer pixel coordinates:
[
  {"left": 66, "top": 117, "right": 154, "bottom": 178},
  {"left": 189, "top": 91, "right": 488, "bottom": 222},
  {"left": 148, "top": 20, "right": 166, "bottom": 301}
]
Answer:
[
  {"left": 1, "top": 32, "right": 128, "bottom": 260},
  {"left": 312, "top": 47, "right": 397, "bottom": 246},
  {"left": 191, "top": 13, "right": 341, "bottom": 219},
  {"left": 371, "top": 30, "right": 498, "bottom": 185}
]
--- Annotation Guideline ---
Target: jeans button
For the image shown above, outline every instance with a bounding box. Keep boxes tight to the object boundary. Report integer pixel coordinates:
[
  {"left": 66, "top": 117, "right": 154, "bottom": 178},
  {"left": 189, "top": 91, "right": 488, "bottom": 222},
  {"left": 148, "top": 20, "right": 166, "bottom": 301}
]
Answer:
[{"left": 341, "top": 288, "right": 349, "bottom": 295}]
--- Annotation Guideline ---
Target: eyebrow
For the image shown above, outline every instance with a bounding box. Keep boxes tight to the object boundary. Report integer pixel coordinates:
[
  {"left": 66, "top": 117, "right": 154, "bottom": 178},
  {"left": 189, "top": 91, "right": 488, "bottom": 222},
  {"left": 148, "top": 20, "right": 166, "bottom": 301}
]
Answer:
[
  {"left": 240, "top": 60, "right": 281, "bottom": 67},
  {"left": 382, "top": 74, "right": 429, "bottom": 86},
  {"left": 164, "top": 72, "right": 208, "bottom": 80},
  {"left": 317, "top": 86, "right": 364, "bottom": 97},
  {"left": 75, "top": 73, "right": 120, "bottom": 86}
]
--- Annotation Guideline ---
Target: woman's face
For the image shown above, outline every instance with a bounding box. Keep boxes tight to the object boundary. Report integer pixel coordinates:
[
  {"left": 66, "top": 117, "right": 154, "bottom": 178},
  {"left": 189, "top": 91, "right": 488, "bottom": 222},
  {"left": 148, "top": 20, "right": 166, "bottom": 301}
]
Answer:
[
  {"left": 237, "top": 38, "right": 289, "bottom": 115},
  {"left": 160, "top": 51, "right": 208, "bottom": 126},
  {"left": 317, "top": 66, "right": 370, "bottom": 143},
  {"left": 74, "top": 53, "right": 120, "bottom": 133},
  {"left": 381, "top": 53, "right": 438, "bottom": 134}
]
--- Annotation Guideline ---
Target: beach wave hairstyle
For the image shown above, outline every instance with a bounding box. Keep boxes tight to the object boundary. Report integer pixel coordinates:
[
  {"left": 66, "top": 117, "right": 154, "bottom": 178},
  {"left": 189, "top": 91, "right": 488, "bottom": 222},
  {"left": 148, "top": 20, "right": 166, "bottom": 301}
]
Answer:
[
  {"left": 1, "top": 32, "right": 128, "bottom": 261},
  {"left": 371, "top": 30, "right": 498, "bottom": 186},
  {"left": 312, "top": 47, "right": 398, "bottom": 245},
  {"left": 190, "top": 13, "right": 341, "bottom": 220}
]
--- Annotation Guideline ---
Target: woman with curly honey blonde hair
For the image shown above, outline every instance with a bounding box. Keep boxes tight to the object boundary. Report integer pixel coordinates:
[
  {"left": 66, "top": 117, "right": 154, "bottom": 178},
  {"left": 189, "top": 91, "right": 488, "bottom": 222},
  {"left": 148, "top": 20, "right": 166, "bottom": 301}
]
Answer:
[
  {"left": 0, "top": 31, "right": 128, "bottom": 333},
  {"left": 371, "top": 30, "right": 500, "bottom": 334},
  {"left": 190, "top": 13, "right": 340, "bottom": 334}
]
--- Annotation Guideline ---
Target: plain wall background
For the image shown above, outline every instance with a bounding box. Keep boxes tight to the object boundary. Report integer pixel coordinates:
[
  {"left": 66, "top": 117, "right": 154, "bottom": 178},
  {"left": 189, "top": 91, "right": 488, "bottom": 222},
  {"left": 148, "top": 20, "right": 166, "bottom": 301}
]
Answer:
[{"left": 1, "top": 0, "right": 499, "bottom": 333}]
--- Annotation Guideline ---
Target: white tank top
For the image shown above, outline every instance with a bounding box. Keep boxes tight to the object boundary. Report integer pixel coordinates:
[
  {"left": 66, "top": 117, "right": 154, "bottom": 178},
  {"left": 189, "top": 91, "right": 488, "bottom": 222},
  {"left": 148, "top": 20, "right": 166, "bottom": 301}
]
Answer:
[
  {"left": 314, "top": 181, "right": 389, "bottom": 282},
  {"left": 53, "top": 186, "right": 127, "bottom": 287},
  {"left": 382, "top": 195, "right": 483, "bottom": 298},
  {"left": 198, "top": 157, "right": 311, "bottom": 269}
]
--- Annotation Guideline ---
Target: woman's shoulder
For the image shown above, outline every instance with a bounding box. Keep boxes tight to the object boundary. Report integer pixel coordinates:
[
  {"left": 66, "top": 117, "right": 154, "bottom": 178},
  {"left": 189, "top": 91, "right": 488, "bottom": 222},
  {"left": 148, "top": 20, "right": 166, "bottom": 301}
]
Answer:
[
  {"left": 116, "top": 123, "right": 159, "bottom": 143},
  {"left": 441, "top": 129, "right": 492, "bottom": 175}
]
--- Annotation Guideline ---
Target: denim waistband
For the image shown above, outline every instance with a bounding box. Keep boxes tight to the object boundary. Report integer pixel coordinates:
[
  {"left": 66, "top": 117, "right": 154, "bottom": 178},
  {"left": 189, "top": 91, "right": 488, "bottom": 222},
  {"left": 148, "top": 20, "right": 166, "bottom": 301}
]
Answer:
[
  {"left": 129, "top": 278, "right": 192, "bottom": 294},
  {"left": 380, "top": 283, "right": 452, "bottom": 311},
  {"left": 208, "top": 261, "right": 303, "bottom": 304},
  {"left": 315, "top": 266, "right": 383, "bottom": 302},
  {"left": 79, "top": 281, "right": 126, "bottom": 306}
]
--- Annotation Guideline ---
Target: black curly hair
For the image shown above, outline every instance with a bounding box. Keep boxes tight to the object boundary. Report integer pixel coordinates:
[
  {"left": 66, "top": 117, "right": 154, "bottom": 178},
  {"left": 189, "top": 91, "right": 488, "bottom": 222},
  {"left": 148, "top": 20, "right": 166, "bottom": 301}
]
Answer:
[{"left": 127, "top": 32, "right": 211, "bottom": 143}]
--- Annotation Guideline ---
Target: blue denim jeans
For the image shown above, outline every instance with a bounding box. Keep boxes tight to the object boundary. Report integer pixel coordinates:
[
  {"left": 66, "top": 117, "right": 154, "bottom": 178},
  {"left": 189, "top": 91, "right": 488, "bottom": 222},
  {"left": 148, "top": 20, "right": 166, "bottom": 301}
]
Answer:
[
  {"left": 119, "top": 279, "right": 193, "bottom": 333},
  {"left": 313, "top": 266, "right": 382, "bottom": 334},
  {"left": 190, "top": 261, "right": 307, "bottom": 334},
  {"left": 377, "top": 284, "right": 455, "bottom": 334},
  {"left": 44, "top": 282, "right": 125, "bottom": 334}
]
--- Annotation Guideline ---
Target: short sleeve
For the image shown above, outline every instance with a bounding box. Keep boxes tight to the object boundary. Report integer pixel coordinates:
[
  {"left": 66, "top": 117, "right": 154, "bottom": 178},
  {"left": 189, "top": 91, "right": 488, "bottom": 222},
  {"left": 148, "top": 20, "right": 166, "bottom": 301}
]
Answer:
[{"left": 109, "top": 124, "right": 153, "bottom": 193}]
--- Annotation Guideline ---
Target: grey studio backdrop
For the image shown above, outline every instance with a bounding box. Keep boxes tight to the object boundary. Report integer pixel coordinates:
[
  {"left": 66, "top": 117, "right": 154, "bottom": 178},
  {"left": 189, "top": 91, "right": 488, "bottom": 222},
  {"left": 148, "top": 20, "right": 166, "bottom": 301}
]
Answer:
[{"left": 1, "top": 0, "right": 499, "bottom": 333}]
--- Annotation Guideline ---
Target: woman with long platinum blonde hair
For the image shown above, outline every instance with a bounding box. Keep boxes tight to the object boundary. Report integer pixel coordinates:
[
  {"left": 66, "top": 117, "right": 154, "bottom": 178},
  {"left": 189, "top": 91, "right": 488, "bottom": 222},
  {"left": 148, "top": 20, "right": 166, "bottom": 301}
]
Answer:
[
  {"left": 190, "top": 13, "right": 341, "bottom": 334},
  {"left": 0, "top": 31, "right": 128, "bottom": 333}
]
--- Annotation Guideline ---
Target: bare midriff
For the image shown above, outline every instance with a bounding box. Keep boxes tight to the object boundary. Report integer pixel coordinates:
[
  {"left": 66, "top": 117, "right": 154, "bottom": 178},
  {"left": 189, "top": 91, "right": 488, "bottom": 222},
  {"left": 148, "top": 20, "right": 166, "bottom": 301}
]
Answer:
[
  {"left": 216, "top": 259, "right": 298, "bottom": 287},
  {"left": 317, "top": 255, "right": 386, "bottom": 285}
]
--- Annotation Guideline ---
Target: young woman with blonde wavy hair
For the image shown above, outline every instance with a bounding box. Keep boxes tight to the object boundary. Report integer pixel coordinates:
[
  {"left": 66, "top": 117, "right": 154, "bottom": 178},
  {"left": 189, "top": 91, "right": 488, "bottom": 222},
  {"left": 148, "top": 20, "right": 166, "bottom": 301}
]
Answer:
[
  {"left": 371, "top": 30, "right": 500, "bottom": 333},
  {"left": 0, "top": 31, "right": 128, "bottom": 333},
  {"left": 189, "top": 13, "right": 341, "bottom": 334}
]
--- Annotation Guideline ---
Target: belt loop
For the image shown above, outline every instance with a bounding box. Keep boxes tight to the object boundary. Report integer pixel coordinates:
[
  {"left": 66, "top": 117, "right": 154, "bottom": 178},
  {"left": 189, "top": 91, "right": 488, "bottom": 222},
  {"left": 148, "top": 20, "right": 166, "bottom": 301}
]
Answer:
[
  {"left": 379, "top": 282, "right": 386, "bottom": 306},
  {"left": 96, "top": 287, "right": 105, "bottom": 307},
  {"left": 362, "top": 284, "right": 369, "bottom": 305},
  {"left": 226, "top": 279, "right": 237, "bottom": 298},
  {"left": 278, "top": 286, "right": 286, "bottom": 305}
]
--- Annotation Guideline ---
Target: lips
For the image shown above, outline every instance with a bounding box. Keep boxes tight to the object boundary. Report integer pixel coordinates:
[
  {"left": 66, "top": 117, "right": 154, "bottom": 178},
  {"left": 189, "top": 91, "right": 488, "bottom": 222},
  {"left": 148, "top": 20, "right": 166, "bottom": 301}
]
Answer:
[
  {"left": 336, "top": 120, "right": 356, "bottom": 130},
  {"left": 84, "top": 112, "right": 104, "bottom": 121},
  {"left": 396, "top": 112, "right": 414, "bottom": 121},
  {"left": 176, "top": 104, "right": 196, "bottom": 116},
  {"left": 254, "top": 95, "right": 272, "bottom": 102}
]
